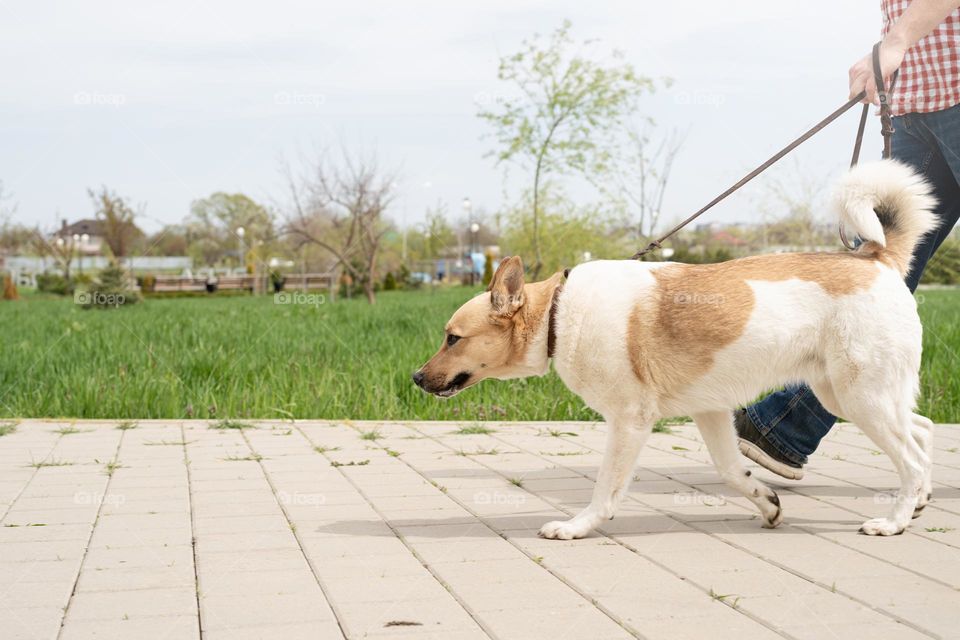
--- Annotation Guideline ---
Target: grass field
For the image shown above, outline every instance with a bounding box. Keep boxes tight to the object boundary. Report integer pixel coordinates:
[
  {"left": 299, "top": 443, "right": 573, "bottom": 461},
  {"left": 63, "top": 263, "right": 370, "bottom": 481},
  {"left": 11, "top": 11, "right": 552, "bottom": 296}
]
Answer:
[{"left": 1, "top": 287, "right": 958, "bottom": 422}]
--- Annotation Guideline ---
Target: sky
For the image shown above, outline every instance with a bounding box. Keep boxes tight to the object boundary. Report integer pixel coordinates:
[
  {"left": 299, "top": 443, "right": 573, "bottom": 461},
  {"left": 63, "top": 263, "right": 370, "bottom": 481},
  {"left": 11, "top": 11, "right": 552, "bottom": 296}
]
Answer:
[{"left": 0, "top": 0, "right": 884, "bottom": 236}]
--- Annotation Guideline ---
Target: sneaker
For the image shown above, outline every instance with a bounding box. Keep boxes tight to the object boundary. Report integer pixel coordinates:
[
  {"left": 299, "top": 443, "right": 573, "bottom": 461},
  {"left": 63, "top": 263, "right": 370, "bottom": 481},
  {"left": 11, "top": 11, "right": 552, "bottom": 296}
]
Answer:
[{"left": 735, "top": 409, "right": 804, "bottom": 480}]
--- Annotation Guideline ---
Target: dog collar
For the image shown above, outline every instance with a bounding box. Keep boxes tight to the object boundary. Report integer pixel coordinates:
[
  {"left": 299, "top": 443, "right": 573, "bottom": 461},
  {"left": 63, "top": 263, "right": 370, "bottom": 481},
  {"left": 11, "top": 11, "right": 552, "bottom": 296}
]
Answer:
[{"left": 546, "top": 283, "right": 563, "bottom": 359}]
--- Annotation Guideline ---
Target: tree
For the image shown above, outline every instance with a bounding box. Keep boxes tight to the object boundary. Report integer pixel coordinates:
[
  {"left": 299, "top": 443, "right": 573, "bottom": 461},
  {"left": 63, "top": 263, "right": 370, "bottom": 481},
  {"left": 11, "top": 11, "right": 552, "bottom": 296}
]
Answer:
[
  {"left": 285, "top": 149, "right": 395, "bottom": 304},
  {"left": 501, "top": 184, "right": 630, "bottom": 275},
  {"left": 405, "top": 203, "right": 456, "bottom": 264},
  {"left": 89, "top": 186, "right": 143, "bottom": 258},
  {"left": 754, "top": 160, "right": 833, "bottom": 251},
  {"left": 0, "top": 182, "right": 32, "bottom": 256},
  {"left": 0, "top": 222, "right": 33, "bottom": 256},
  {"left": 78, "top": 262, "right": 141, "bottom": 309},
  {"left": 188, "top": 193, "right": 274, "bottom": 267},
  {"left": 143, "top": 225, "right": 189, "bottom": 256},
  {"left": 34, "top": 232, "right": 78, "bottom": 282},
  {"left": 482, "top": 251, "right": 494, "bottom": 286},
  {"left": 479, "top": 20, "right": 653, "bottom": 277},
  {"left": 607, "top": 125, "right": 684, "bottom": 242}
]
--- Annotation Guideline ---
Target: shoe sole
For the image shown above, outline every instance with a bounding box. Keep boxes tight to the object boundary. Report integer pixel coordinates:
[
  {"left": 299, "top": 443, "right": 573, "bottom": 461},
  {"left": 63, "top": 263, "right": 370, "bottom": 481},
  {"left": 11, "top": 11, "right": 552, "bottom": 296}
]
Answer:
[{"left": 738, "top": 439, "right": 804, "bottom": 480}]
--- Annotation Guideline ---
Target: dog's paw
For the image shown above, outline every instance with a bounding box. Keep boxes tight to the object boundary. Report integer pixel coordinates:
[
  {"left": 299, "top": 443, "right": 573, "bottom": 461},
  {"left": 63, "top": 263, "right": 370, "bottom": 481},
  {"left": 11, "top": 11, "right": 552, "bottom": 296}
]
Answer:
[
  {"left": 538, "top": 519, "right": 592, "bottom": 540},
  {"left": 759, "top": 490, "right": 783, "bottom": 529},
  {"left": 913, "top": 491, "right": 932, "bottom": 519},
  {"left": 859, "top": 517, "right": 905, "bottom": 536}
]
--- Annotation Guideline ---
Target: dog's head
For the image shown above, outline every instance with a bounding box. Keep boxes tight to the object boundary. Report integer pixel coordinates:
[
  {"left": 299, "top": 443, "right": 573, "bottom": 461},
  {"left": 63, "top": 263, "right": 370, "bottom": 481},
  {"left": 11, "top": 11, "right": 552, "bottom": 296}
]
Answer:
[{"left": 412, "top": 256, "right": 561, "bottom": 398}]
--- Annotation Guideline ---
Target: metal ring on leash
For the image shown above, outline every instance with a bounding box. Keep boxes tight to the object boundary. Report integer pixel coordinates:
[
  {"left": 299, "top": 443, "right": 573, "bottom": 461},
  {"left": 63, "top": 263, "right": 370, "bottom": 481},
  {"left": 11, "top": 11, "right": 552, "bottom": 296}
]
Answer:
[{"left": 838, "top": 222, "right": 858, "bottom": 250}]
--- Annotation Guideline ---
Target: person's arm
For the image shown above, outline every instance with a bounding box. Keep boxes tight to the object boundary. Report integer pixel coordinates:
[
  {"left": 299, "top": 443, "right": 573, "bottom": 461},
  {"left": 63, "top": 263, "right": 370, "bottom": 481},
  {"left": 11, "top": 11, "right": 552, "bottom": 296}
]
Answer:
[{"left": 849, "top": 0, "right": 960, "bottom": 104}]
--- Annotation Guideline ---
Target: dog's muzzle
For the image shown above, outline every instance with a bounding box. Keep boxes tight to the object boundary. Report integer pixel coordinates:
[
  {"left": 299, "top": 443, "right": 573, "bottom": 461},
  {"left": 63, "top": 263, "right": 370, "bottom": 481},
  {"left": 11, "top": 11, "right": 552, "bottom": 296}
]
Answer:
[
  {"left": 413, "top": 370, "right": 470, "bottom": 397},
  {"left": 411, "top": 370, "right": 426, "bottom": 388}
]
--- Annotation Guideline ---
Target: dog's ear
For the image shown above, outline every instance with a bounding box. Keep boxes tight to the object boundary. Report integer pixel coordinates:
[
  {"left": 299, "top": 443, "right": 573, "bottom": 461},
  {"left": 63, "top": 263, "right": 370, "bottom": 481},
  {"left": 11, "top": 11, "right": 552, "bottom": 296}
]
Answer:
[{"left": 488, "top": 255, "right": 525, "bottom": 317}]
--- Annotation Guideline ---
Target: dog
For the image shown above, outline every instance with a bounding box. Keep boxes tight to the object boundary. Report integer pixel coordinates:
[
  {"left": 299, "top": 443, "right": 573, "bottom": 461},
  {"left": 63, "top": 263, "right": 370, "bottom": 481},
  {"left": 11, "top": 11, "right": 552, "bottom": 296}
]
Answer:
[{"left": 413, "top": 159, "right": 937, "bottom": 539}]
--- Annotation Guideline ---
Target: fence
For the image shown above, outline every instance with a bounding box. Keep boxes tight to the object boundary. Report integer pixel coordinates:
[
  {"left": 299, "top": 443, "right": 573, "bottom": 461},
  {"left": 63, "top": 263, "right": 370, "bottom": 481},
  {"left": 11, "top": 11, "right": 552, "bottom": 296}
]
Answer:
[{"left": 149, "top": 272, "right": 337, "bottom": 299}]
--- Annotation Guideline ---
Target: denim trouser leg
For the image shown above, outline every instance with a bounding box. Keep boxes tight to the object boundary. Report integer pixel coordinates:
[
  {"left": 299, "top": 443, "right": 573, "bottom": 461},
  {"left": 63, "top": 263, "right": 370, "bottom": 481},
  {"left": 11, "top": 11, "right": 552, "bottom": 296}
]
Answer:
[{"left": 746, "top": 104, "right": 960, "bottom": 464}]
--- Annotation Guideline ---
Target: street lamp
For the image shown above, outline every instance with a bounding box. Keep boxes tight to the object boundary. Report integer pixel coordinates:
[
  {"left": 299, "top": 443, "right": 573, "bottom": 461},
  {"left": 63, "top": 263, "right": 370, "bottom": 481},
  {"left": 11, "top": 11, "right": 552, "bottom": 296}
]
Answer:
[
  {"left": 236, "top": 226, "right": 245, "bottom": 272},
  {"left": 469, "top": 222, "right": 480, "bottom": 254},
  {"left": 462, "top": 198, "right": 474, "bottom": 284},
  {"left": 72, "top": 234, "right": 83, "bottom": 275},
  {"left": 80, "top": 233, "right": 89, "bottom": 274}
]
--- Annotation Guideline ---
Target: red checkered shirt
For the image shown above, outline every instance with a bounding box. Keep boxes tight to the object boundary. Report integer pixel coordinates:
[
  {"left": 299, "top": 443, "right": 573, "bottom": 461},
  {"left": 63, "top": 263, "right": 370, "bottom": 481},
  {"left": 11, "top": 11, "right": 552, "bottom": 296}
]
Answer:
[{"left": 882, "top": 0, "right": 960, "bottom": 115}]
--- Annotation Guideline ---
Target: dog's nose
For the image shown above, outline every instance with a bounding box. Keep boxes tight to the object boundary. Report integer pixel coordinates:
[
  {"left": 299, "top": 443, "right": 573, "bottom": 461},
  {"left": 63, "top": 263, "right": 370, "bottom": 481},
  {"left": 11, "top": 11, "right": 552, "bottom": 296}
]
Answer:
[{"left": 412, "top": 370, "right": 425, "bottom": 388}]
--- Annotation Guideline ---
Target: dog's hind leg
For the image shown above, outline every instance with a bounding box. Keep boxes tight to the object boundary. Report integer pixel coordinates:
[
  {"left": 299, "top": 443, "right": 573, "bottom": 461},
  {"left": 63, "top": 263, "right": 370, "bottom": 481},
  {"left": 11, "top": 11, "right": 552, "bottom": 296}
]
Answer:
[
  {"left": 692, "top": 411, "right": 783, "bottom": 528},
  {"left": 539, "top": 414, "right": 653, "bottom": 540},
  {"left": 911, "top": 412, "right": 934, "bottom": 517},
  {"left": 843, "top": 403, "right": 927, "bottom": 536}
]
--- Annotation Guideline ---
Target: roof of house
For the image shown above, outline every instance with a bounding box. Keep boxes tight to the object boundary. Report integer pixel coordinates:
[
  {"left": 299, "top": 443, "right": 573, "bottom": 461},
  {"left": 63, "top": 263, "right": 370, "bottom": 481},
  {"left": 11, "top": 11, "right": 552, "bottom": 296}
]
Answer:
[{"left": 54, "top": 219, "right": 104, "bottom": 237}]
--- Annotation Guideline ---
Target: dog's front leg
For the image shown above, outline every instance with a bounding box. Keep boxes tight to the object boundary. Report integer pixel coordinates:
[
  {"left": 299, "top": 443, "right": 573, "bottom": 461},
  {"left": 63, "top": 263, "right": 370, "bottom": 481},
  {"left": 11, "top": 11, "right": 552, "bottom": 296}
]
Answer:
[{"left": 539, "top": 417, "right": 652, "bottom": 540}]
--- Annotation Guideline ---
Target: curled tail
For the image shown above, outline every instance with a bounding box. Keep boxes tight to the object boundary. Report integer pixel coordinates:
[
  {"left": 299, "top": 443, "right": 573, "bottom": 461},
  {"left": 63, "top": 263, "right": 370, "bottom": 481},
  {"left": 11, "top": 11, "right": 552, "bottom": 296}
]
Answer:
[{"left": 834, "top": 160, "right": 938, "bottom": 277}]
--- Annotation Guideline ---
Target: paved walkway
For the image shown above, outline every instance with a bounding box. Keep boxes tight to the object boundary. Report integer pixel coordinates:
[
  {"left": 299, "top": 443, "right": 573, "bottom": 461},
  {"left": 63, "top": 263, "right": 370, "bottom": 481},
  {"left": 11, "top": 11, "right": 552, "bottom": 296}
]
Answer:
[{"left": 1, "top": 419, "right": 959, "bottom": 640}]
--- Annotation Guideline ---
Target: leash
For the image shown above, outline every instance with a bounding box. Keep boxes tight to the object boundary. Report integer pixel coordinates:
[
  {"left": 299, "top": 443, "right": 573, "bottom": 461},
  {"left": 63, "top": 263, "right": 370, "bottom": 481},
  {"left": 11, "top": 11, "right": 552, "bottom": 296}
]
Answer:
[
  {"left": 841, "top": 42, "right": 899, "bottom": 248},
  {"left": 634, "top": 42, "right": 897, "bottom": 260}
]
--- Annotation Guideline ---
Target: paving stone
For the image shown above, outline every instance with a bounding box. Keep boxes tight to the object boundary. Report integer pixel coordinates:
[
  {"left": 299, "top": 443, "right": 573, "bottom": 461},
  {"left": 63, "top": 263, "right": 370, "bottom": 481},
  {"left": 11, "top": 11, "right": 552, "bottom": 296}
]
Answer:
[{"left": 0, "top": 420, "right": 958, "bottom": 639}]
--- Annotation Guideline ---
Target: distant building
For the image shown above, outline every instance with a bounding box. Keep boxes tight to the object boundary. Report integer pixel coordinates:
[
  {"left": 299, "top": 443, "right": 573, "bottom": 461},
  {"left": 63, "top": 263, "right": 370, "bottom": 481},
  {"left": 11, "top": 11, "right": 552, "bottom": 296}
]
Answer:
[{"left": 53, "top": 219, "right": 104, "bottom": 255}]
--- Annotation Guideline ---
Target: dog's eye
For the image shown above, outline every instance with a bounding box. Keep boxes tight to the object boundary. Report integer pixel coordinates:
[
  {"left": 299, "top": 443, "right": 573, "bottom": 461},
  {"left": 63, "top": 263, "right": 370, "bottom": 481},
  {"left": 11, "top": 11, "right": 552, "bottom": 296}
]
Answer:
[{"left": 446, "top": 334, "right": 461, "bottom": 348}]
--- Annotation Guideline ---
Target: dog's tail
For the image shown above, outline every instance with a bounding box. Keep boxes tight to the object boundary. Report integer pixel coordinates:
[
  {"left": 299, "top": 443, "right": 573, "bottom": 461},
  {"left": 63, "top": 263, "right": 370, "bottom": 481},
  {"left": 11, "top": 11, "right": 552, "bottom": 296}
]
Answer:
[{"left": 834, "top": 159, "right": 938, "bottom": 278}]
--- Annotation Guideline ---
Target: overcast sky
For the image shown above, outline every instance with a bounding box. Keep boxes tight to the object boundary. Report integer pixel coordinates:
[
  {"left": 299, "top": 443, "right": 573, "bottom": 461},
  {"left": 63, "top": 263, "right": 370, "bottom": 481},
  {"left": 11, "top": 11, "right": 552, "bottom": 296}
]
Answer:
[{"left": 1, "top": 0, "right": 884, "bottom": 236}]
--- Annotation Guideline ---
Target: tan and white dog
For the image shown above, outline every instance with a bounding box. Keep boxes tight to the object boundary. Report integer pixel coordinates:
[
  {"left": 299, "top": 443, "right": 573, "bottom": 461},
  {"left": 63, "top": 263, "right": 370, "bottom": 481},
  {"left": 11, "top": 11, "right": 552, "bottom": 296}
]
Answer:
[{"left": 413, "top": 160, "right": 937, "bottom": 539}]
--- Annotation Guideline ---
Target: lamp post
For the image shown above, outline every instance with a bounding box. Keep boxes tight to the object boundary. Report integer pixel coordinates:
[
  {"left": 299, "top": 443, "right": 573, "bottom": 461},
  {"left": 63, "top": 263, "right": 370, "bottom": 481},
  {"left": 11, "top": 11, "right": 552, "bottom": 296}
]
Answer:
[
  {"left": 469, "top": 222, "right": 480, "bottom": 255},
  {"left": 462, "top": 197, "right": 472, "bottom": 284},
  {"left": 56, "top": 236, "right": 68, "bottom": 281},
  {"left": 72, "top": 234, "right": 82, "bottom": 276},
  {"left": 236, "top": 226, "right": 245, "bottom": 273},
  {"left": 80, "top": 233, "right": 89, "bottom": 274}
]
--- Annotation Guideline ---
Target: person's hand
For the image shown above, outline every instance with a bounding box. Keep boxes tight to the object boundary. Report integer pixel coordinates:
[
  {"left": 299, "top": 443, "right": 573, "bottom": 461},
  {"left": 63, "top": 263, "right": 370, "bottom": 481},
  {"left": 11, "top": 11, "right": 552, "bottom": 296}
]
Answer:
[{"left": 848, "top": 40, "right": 906, "bottom": 105}]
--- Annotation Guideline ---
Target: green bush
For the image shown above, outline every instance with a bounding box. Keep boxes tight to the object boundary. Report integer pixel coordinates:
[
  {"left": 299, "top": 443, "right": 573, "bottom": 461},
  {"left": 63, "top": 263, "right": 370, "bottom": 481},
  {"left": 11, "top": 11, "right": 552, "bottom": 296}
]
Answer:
[
  {"left": 77, "top": 263, "right": 142, "bottom": 310},
  {"left": 921, "top": 240, "right": 960, "bottom": 285},
  {"left": 398, "top": 264, "right": 413, "bottom": 289},
  {"left": 140, "top": 274, "right": 157, "bottom": 293},
  {"left": 36, "top": 272, "right": 72, "bottom": 295},
  {"left": 143, "top": 290, "right": 251, "bottom": 299},
  {"left": 482, "top": 252, "right": 494, "bottom": 286},
  {"left": 383, "top": 271, "right": 397, "bottom": 291}
]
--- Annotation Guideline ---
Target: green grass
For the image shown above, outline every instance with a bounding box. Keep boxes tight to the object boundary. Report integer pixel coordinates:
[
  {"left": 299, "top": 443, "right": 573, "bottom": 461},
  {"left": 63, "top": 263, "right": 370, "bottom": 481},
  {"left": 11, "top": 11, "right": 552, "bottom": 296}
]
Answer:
[
  {"left": 455, "top": 447, "right": 500, "bottom": 456},
  {"left": 330, "top": 459, "right": 370, "bottom": 467},
  {"left": 223, "top": 454, "right": 263, "bottom": 462},
  {"left": 313, "top": 445, "right": 341, "bottom": 454},
  {"left": 209, "top": 420, "right": 256, "bottom": 430},
  {"left": 28, "top": 458, "right": 74, "bottom": 468},
  {"left": 453, "top": 425, "right": 495, "bottom": 435},
  {"left": 0, "top": 287, "right": 958, "bottom": 422},
  {"left": 51, "top": 426, "right": 79, "bottom": 435},
  {"left": 103, "top": 461, "right": 124, "bottom": 476}
]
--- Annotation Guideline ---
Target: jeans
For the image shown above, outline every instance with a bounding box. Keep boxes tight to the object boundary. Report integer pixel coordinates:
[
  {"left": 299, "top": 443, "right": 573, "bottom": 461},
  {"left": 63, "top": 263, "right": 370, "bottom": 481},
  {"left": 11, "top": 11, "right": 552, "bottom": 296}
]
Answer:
[{"left": 746, "top": 103, "right": 960, "bottom": 465}]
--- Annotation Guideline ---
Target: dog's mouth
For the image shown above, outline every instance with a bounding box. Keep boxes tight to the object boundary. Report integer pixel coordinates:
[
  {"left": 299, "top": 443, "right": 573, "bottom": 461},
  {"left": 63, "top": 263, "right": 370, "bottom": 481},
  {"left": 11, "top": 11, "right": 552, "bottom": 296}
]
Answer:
[{"left": 432, "top": 371, "right": 471, "bottom": 398}]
